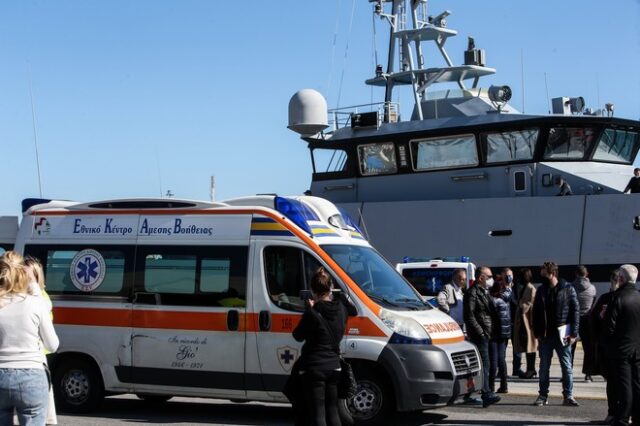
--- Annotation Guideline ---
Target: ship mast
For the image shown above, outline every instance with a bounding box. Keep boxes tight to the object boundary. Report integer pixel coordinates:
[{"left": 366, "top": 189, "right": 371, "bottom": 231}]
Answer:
[{"left": 368, "top": 0, "right": 496, "bottom": 121}]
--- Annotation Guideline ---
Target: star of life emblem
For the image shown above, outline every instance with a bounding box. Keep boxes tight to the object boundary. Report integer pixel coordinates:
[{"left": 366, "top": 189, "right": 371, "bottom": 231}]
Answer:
[{"left": 69, "top": 249, "right": 106, "bottom": 292}]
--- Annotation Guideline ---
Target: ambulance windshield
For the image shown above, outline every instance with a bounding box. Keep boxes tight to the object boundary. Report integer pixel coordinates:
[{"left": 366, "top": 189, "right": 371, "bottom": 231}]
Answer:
[{"left": 323, "top": 245, "right": 430, "bottom": 310}]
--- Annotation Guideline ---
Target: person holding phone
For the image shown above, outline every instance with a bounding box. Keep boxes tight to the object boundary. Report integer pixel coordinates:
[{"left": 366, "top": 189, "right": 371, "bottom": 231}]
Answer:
[{"left": 292, "top": 267, "right": 356, "bottom": 426}]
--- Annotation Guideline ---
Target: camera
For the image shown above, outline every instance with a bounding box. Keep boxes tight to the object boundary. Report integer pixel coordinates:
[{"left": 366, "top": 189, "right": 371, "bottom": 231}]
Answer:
[{"left": 299, "top": 290, "right": 312, "bottom": 301}]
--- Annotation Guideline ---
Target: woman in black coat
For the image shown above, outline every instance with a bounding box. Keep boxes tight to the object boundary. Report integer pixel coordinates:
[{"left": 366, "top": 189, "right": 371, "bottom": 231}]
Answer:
[{"left": 292, "top": 267, "right": 357, "bottom": 426}]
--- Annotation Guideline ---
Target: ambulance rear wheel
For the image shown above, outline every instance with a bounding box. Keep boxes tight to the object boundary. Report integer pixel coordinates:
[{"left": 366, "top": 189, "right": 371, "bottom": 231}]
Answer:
[
  {"left": 53, "top": 358, "right": 105, "bottom": 413},
  {"left": 340, "top": 369, "right": 392, "bottom": 426}
]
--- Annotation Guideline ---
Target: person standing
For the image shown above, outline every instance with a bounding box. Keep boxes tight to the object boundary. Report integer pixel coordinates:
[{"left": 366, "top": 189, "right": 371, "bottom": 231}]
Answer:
[
  {"left": 0, "top": 252, "right": 59, "bottom": 425},
  {"left": 512, "top": 268, "right": 538, "bottom": 379},
  {"left": 623, "top": 167, "right": 640, "bottom": 193},
  {"left": 463, "top": 266, "right": 501, "bottom": 408},
  {"left": 292, "top": 267, "right": 356, "bottom": 426},
  {"left": 436, "top": 268, "right": 467, "bottom": 331},
  {"left": 531, "top": 261, "right": 580, "bottom": 407},
  {"left": 488, "top": 278, "right": 511, "bottom": 393},
  {"left": 590, "top": 270, "right": 621, "bottom": 425},
  {"left": 24, "top": 256, "right": 58, "bottom": 425},
  {"left": 571, "top": 265, "right": 596, "bottom": 381},
  {"left": 604, "top": 264, "right": 640, "bottom": 426}
]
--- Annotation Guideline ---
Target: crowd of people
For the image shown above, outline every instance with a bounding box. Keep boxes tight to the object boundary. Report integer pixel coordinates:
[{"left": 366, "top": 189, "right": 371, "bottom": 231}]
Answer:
[{"left": 438, "top": 262, "right": 639, "bottom": 424}]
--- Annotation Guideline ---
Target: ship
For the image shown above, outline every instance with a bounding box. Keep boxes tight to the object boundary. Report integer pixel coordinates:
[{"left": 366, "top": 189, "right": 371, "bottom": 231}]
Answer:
[{"left": 287, "top": 0, "right": 640, "bottom": 286}]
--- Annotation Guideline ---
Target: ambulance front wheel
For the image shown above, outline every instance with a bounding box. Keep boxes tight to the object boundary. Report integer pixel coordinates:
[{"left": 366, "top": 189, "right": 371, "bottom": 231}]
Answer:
[
  {"left": 340, "top": 369, "right": 393, "bottom": 426},
  {"left": 53, "top": 357, "right": 105, "bottom": 413}
]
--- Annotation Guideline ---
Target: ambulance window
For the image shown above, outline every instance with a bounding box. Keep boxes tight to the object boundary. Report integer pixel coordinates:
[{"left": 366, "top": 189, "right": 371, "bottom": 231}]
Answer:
[
  {"left": 137, "top": 246, "right": 248, "bottom": 307},
  {"left": 144, "top": 254, "right": 196, "bottom": 294},
  {"left": 263, "top": 246, "right": 322, "bottom": 312},
  {"left": 43, "top": 249, "right": 126, "bottom": 294}
]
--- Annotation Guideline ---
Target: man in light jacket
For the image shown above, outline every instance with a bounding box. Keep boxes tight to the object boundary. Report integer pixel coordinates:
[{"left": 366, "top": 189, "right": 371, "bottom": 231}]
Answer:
[
  {"left": 571, "top": 265, "right": 596, "bottom": 380},
  {"left": 437, "top": 268, "right": 467, "bottom": 331}
]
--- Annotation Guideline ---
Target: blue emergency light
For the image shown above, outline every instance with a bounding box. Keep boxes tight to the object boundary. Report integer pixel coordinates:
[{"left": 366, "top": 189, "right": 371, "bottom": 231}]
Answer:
[{"left": 274, "top": 196, "right": 319, "bottom": 235}]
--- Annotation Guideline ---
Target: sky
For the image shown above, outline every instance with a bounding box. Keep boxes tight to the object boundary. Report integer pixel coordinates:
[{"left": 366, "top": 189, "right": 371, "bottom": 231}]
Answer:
[{"left": 1, "top": 0, "right": 639, "bottom": 217}]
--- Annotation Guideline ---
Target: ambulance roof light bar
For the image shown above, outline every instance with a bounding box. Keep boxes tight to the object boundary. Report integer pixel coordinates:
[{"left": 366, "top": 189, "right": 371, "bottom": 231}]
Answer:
[{"left": 274, "top": 196, "right": 319, "bottom": 236}]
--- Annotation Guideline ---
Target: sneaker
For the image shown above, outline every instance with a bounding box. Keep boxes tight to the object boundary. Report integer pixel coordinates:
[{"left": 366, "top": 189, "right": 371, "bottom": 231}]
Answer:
[
  {"left": 482, "top": 394, "right": 501, "bottom": 408},
  {"left": 533, "top": 395, "right": 548, "bottom": 406},
  {"left": 513, "top": 370, "right": 526, "bottom": 378},
  {"left": 602, "top": 415, "right": 614, "bottom": 425},
  {"left": 563, "top": 396, "right": 580, "bottom": 406},
  {"left": 585, "top": 375, "right": 593, "bottom": 382},
  {"left": 461, "top": 396, "right": 483, "bottom": 405},
  {"left": 496, "top": 386, "right": 509, "bottom": 394}
]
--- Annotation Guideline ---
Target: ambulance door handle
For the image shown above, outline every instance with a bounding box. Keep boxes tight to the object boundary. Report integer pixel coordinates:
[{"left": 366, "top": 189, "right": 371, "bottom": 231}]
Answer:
[
  {"left": 259, "top": 310, "right": 271, "bottom": 331},
  {"left": 227, "top": 310, "right": 239, "bottom": 331}
]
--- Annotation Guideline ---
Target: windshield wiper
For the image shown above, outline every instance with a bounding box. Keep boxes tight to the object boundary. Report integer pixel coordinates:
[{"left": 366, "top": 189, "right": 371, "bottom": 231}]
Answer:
[
  {"left": 394, "top": 297, "right": 426, "bottom": 305},
  {"left": 367, "top": 294, "right": 402, "bottom": 308}
]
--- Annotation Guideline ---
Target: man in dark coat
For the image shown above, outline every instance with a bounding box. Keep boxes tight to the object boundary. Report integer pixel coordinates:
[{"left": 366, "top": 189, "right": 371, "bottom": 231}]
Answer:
[
  {"left": 604, "top": 264, "right": 640, "bottom": 426},
  {"left": 463, "top": 266, "right": 500, "bottom": 408},
  {"left": 531, "top": 261, "right": 580, "bottom": 407}
]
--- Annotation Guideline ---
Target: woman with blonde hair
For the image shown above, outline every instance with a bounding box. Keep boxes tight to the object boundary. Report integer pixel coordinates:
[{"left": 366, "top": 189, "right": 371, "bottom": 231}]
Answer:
[
  {"left": 24, "top": 256, "right": 57, "bottom": 425},
  {"left": 0, "top": 251, "right": 59, "bottom": 425}
]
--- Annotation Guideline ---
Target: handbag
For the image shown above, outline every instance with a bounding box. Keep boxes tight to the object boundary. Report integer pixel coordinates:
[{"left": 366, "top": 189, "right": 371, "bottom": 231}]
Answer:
[
  {"left": 316, "top": 312, "right": 358, "bottom": 399},
  {"left": 282, "top": 358, "right": 302, "bottom": 404}
]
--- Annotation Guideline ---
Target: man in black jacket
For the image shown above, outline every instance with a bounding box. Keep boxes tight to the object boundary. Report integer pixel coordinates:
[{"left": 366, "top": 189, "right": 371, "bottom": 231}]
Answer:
[
  {"left": 604, "top": 264, "right": 640, "bottom": 426},
  {"left": 463, "top": 266, "right": 500, "bottom": 408},
  {"left": 531, "top": 261, "right": 580, "bottom": 407}
]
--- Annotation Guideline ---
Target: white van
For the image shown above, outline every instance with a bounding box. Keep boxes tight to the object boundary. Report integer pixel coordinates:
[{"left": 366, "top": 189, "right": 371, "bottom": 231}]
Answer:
[
  {"left": 7, "top": 196, "right": 481, "bottom": 425},
  {"left": 396, "top": 257, "right": 476, "bottom": 306}
]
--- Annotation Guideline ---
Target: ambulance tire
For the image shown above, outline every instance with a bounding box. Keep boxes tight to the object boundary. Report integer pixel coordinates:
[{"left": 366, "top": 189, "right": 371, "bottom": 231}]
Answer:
[
  {"left": 53, "top": 357, "right": 105, "bottom": 413},
  {"left": 340, "top": 369, "right": 392, "bottom": 426},
  {"left": 136, "top": 394, "right": 173, "bottom": 403}
]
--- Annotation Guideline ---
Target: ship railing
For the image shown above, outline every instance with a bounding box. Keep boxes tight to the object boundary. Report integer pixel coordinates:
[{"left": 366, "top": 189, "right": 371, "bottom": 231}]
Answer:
[{"left": 328, "top": 102, "right": 400, "bottom": 131}]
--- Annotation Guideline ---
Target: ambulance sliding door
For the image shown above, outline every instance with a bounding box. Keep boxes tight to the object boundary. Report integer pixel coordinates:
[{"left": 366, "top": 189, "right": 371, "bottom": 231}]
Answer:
[
  {"left": 249, "top": 241, "right": 324, "bottom": 398},
  {"left": 131, "top": 244, "right": 249, "bottom": 398}
]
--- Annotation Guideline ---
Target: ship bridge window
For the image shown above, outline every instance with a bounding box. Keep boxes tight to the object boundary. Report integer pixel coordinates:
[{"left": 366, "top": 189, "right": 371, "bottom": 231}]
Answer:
[
  {"left": 544, "top": 127, "right": 596, "bottom": 160},
  {"left": 410, "top": 134, "right": 478, "bottom": 171},
  {"left": 357, "top": 142, "right": 397, "bottom": 176},
  {"left": 312, "top": 148, "right": 349, "bottom": 174},
  {"left": 592, "top": 128, "right": 640, "bottom": 164},
  {"left": 482, "top": 129, "right": 538, "bottom": 163}
]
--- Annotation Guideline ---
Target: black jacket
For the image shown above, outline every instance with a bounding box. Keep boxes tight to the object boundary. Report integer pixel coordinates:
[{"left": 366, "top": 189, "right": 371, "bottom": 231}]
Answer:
[
  {"left": 292, "top": 293, "right": 356, "bottom": 371},
  {"left": 604, "top": 282, "right": 640, "bottom": 359},
  {"left": 463, "top": 284, "right": 493, "bottom": 341},
  {"left": 491, "top": 293, "right": 512, "bottom": 340},
  {"left": 532, "top": 279, "right": 580, "bottom": 340}
]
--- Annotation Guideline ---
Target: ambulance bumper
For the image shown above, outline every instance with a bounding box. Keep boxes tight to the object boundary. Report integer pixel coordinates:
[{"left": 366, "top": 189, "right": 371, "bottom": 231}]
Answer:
[{"left": 378, "top": 342, "right": 482, "bottom": 412}]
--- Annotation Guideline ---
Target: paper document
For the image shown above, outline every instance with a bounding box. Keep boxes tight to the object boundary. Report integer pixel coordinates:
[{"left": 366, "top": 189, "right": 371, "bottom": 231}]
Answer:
[{"left": 557, "top": 324, "right": 572, "bottom": 346}]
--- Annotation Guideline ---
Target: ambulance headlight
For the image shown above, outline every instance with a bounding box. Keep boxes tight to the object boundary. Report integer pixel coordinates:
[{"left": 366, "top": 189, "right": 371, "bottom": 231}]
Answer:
[{"left": 379, "top": 308, "right": 431, "bottom": 342}]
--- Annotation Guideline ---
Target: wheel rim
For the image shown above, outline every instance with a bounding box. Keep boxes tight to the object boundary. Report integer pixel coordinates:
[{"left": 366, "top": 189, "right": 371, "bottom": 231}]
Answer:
[
  {"left": 346, "top": 380, "right": 383, "bottom": 421},
  {"left": 62, "top": 369, "right": 90, "bottom": 405}
]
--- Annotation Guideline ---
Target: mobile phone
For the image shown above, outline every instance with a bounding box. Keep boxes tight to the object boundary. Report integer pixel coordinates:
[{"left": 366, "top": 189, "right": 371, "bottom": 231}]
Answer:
[{"left": 299, "top": 289, "right": 312, "bottom": 301}]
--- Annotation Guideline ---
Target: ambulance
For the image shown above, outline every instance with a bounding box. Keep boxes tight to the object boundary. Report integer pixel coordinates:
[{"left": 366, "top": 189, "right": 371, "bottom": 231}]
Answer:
[{"left": 8, "top": 195, "right": 481, "bottom": 425}]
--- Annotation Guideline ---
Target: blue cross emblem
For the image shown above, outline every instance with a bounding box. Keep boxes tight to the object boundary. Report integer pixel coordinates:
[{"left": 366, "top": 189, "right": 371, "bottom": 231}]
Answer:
[
  {"left": 280, "top": 349, "right": 294, "bottom": 365},
  {"left": 77, "top": 256, "right": 99, "bottom": 284}
]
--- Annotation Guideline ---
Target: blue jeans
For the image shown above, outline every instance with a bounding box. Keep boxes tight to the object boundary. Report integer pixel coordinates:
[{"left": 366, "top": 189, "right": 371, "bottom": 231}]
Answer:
[
  {"left": 471, "top": 337, "right": 491, "bottom": 397},
  {"left": 0, "top": 368, "right": 49, "bottom": 425},
  {"left": 489, "top": 338, "right": 508, "bottom": 390},
  {"left": 538, "top": 336, "right": 573, "bottom": 398}
]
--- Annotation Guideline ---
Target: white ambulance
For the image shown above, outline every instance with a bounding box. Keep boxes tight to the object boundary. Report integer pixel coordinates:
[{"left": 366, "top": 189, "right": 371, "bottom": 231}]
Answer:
[{"left": 8, "top": 195, "right": 481, "bottom": 425}]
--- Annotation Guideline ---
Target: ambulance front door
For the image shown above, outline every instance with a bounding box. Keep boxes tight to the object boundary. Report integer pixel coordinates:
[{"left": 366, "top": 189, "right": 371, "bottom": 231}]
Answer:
[
  {"left": 249, "top": 241, "right": 323, "bottom": 398},
  {"left": 131, "top": 245, "right": 248, "bottom": 398}
]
